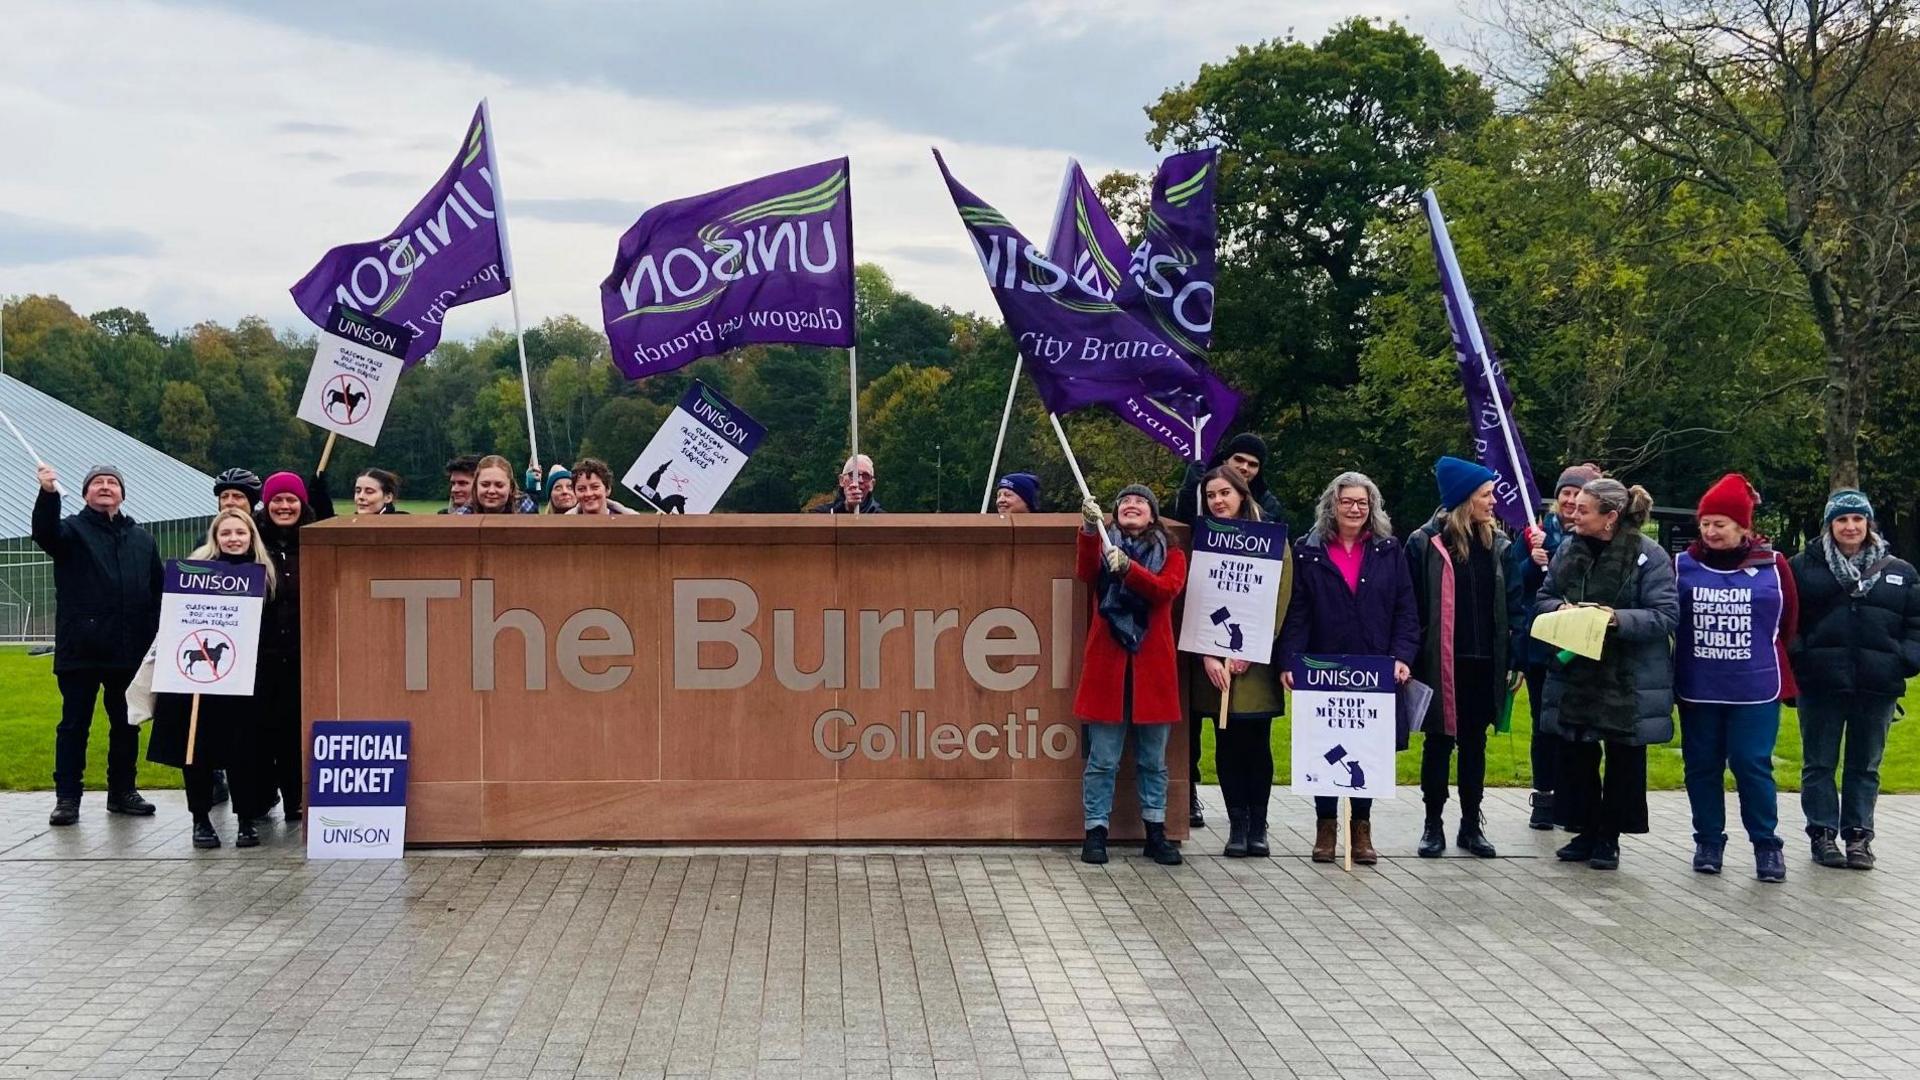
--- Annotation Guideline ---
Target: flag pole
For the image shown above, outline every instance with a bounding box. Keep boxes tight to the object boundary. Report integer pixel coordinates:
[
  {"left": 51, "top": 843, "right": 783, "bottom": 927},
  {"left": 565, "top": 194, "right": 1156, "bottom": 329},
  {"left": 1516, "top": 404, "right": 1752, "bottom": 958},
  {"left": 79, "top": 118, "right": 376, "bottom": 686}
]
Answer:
[
  {"left": 980, "top": 356, "right": 1023, "bottom": 512},
  {"left": 1425, "top": 190, "right": 1535, "bottom": 530},
  {"left": 479, "top": 98, "right": 541, "bottom": 470},
  {"left": 1047, "top": 412, "right": 1112, "bottom": 554},
  {"left": 848, "top": 345, "right": 859, "bottom": 462}
]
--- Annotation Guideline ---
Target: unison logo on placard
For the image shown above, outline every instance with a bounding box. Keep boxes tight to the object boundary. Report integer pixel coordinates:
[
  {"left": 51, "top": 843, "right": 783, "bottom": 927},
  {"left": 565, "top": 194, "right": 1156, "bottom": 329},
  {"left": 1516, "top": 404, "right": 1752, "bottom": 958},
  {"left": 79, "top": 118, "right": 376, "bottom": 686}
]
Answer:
[
  {"left": 316, "top": 815, "right": 394, "bottom": 846},
  {"left": 1299, "top": 656, "right": 1384, "bottom": 689}
]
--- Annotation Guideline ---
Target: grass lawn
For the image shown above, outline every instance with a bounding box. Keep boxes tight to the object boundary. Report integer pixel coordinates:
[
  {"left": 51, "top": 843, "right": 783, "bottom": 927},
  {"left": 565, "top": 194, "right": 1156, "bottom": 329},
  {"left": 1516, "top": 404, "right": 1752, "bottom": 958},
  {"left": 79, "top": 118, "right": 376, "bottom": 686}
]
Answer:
[
  {"left": 0, "top": 646, "right": 179, "bottom": 791},
  {"left": 5, "top": 643, "right": 1918, "bottom": 793},
  {"left": 1194, "top": 681, "right": 1920, "bottom": 790}
]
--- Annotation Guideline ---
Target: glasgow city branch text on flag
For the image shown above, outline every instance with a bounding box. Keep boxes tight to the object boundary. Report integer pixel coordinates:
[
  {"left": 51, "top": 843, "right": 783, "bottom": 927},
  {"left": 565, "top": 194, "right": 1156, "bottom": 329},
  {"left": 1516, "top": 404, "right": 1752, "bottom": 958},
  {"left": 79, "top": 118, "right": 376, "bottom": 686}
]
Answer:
[
  {"left": 290, "top": 103, "right": 509, "bottom": 365},
  {"left": 599, "top": 158, "right": 856, "bottom": 380},
  {"left": 935, "top": 148, "right": 1207, "bottom": 417},
  {"left": 1424, "top": 189, "right": 1541, "bottom": 530}
]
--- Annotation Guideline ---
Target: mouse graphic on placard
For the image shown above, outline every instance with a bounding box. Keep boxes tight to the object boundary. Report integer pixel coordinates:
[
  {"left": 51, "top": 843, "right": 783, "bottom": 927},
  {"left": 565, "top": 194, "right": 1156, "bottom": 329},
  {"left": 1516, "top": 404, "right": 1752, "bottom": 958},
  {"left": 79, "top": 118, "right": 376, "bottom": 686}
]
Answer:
[
  {"left": 1323, "top": 744, "right": 1365, "bottom": 790},
  {"left": 1208, "top": 605, "right": 1244, "bottom": 652}
]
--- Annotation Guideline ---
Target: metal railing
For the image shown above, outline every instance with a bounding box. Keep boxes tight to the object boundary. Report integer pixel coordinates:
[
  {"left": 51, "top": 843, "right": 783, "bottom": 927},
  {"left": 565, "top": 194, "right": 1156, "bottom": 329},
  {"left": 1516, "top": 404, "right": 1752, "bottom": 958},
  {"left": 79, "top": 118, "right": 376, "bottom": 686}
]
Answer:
[{"left": 0, "top": 515, "right": 213, "bottom": 643}]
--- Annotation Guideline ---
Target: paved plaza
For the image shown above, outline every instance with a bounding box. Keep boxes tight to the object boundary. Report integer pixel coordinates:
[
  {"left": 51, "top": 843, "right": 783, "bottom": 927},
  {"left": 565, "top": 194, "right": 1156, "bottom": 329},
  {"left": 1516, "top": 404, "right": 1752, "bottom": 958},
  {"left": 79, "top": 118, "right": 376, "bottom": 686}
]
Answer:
[{"left": 1, "top": 787, "right": 1916, "bottom": 1080}]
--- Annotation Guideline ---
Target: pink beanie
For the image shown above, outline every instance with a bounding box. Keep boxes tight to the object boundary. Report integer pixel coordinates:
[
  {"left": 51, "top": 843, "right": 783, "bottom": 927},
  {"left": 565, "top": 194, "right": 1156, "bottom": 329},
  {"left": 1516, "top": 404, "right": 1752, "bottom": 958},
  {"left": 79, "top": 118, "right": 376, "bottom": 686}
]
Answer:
[{"left": 261, "top": 472, "right": 309, "bottom": 507}]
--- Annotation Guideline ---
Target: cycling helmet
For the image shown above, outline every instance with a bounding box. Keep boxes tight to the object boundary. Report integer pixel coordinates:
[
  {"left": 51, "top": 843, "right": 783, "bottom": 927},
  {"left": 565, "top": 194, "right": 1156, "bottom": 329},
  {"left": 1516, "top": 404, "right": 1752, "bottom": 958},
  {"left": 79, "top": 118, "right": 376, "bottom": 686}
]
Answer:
[{"left": 213, "top": 467, "right": 263, "bottom": 501}]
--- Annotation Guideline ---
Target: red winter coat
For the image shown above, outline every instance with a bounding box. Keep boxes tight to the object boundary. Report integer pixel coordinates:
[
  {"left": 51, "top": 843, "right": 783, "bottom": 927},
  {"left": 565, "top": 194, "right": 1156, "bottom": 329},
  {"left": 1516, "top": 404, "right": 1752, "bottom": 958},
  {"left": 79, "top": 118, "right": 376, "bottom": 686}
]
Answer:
[{"left": 1072, "top": 528, "right": 1188, "bottom": 724}]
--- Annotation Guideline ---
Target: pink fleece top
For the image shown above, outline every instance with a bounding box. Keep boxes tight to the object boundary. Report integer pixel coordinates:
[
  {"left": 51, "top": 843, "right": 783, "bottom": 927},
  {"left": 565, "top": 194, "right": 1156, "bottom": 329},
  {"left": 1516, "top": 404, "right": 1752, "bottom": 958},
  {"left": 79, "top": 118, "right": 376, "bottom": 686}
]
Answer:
[{"left": 1328, "top": 532, "right": 1369, "bottom": 593}]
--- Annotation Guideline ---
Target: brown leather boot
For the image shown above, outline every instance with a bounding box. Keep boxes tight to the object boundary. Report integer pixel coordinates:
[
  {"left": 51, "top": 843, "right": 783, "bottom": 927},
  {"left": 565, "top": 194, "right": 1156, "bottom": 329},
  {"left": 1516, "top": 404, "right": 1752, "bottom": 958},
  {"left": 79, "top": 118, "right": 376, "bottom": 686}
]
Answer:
[
  {"left": 1351, "top": 821, "right": 1380, "bottom": 865},
  {"left": 1312, "top": 819, "right": 1337, "bottom": 863}
]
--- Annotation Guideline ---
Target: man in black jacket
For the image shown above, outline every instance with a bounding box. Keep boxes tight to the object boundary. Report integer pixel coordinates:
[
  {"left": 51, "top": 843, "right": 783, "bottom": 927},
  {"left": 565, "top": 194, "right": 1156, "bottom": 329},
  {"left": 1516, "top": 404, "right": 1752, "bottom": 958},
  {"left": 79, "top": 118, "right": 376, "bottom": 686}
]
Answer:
[
  {"left": 809, "top": 454, "right": 884, "bottom": 514},
  {"left": 31, "top": 464, "right": 163, "bottom": 826}
]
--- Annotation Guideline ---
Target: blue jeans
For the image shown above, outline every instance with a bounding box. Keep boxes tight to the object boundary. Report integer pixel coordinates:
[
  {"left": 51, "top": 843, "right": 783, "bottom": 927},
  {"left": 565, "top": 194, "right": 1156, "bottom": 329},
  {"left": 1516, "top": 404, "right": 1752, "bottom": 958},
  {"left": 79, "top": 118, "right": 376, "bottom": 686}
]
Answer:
[
  {"left": 1082, "top": 721, "right": 1170, "bottom": 829},
  {"left": 1679, "top": 701, "right": 1781, "bottom": 848},
  {"left": 1799, "top": 693, "right": 1896, "bottom": 840}
]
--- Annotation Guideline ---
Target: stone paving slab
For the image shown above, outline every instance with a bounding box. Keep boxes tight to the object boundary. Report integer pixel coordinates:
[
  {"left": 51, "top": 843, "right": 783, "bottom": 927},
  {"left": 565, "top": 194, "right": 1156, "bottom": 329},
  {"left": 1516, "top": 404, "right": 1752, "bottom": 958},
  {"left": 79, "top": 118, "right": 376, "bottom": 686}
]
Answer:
[{"left": 1, "top": 786, "right": 1916, "bottom": 1079}]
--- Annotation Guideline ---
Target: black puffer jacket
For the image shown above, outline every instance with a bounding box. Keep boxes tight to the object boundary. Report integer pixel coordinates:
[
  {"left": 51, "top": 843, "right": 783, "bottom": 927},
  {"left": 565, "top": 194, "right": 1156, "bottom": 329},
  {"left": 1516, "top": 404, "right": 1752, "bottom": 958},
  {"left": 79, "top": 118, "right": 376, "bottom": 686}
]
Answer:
[
  {"left": 31, "top": 488, "right": 162, "bottom": 672},
  {"left": 1170, "top": 432, "right": 1286, "bottom": 526},
  {"left": 255, "top": 472, "right": 335, "bottom": 663},
  {"left": 1788, "top": 543, "right": 1920, "bottom": 699}
]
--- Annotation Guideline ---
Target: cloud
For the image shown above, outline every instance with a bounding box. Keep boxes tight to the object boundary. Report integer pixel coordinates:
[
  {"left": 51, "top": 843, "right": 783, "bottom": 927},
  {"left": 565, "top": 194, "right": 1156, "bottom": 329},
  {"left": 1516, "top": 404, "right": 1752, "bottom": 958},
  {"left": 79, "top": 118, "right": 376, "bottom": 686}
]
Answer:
[
  {"left": 512, "top": 197, "right": 649, "bottom": 227},
  {"left": 0, "top": 212, "right": 159, "bottom": 266},
  {"left": 274, "top": 119, "right": 356, "bottom": 136},
  {"left": 333, "top": 170, "right": 415, "bottom": 188}
]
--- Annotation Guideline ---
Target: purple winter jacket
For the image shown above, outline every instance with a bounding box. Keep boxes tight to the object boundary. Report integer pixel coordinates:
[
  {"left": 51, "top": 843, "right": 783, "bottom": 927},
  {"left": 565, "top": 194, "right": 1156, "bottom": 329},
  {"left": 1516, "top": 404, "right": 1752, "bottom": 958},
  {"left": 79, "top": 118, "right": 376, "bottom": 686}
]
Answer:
[{"left": 1278, "top": 530, "right": 1423, "bottom": 747}]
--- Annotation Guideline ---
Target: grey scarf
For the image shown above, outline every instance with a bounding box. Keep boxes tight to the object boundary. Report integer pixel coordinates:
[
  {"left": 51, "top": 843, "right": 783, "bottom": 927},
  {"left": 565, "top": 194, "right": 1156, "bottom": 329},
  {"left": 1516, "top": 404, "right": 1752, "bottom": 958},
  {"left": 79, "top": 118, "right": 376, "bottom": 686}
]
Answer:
[{"left": 1825, "top": 533, "right": 1891, "bottom": 597}]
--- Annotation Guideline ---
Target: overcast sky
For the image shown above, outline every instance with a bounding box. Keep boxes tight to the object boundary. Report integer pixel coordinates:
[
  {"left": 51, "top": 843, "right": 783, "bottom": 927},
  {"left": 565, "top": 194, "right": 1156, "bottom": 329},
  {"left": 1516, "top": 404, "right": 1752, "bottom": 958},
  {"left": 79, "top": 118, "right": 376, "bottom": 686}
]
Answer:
[{"left": 0, "top": 0, "right": 1463, "bottom": 341}]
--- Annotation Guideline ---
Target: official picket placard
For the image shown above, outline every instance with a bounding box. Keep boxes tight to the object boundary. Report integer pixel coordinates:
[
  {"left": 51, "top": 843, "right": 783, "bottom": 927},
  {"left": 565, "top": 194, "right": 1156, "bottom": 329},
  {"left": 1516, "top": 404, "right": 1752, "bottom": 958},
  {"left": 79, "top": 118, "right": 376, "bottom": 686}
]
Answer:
[
  {"left": 622, "top": 380, "right": 766, "bottom": 514},
  {"left": 151, "top": 560, "right": 267, "bottom": 696},
  {"left": 307, "top": 720, "right": 411, "bottom": 859},
  {"left": 1289, "top": 654, "right": 1397, "bottom": 800},
  {"left": 1176, "top": 517, "right": 1289, "bottom": 663},
  {"left": 295, "top": 304, "right": 410, "bottom": 446}
]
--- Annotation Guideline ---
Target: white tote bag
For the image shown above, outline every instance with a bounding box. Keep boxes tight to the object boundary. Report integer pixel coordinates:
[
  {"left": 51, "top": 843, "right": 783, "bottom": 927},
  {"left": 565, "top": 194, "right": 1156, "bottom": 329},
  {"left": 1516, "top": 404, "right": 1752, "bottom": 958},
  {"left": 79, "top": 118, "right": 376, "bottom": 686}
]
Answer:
[{"left": 125, "top": 640, "right": 158, "bottom": 726}]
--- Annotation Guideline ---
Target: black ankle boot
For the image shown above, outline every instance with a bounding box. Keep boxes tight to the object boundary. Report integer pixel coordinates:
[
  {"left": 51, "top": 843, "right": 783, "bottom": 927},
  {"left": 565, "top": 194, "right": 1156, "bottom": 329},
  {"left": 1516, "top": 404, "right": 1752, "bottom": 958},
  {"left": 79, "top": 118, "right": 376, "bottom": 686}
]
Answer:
[
  {"left": 192, "top": 815, "right": 220, "bottom": 849},
  {"left": 1142, "top": 821, "right": 1183, "bottom": 865},
  {"left": 1081, "top": 826, "right": 1109, "bottom": 865},
  {"left": 1224, "top": 808, "right": 1249, "bottom": 858},
  {"left": 1456, "top": 815, "right": 1497, "bottom": 858},
  {"left": 235, "top": 819, "right": 260, "bottom": 849},
  {"left": 1245, "top": 809, "right": 1270, "bottom": 858},
  {"left": 1528, "top": 791, "right": 1554, "bottom": 830},
  {"left": 1418, "top": 818, "right": 1446, "bottom": 858}
]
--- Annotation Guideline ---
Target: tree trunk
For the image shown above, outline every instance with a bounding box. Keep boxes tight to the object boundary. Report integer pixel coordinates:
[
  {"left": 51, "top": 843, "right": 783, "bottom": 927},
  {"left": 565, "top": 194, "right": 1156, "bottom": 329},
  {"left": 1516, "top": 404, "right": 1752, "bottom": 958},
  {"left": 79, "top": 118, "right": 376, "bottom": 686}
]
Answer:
[{"left": 1822, "top": 348, "right": 1864, "bottom": 490}]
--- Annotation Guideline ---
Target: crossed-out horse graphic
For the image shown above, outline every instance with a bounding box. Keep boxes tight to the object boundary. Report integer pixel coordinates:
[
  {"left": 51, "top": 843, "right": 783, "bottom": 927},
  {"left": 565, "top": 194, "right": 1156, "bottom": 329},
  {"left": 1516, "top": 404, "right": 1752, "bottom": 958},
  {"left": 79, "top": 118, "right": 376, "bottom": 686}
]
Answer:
[
  {"left": 182, "top": 636, "right": 230, "bottom": 677},
  {"left": 322, "top": 374, "right": 371, "bottom": 424}
]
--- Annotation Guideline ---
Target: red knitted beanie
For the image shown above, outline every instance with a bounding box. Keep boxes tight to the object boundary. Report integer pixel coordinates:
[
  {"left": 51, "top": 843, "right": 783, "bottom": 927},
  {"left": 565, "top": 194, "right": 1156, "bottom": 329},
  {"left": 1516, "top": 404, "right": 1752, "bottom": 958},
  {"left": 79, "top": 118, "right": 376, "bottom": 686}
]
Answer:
[{"left": 1696, "top": 473, "right": 1756, "bottom": 530}]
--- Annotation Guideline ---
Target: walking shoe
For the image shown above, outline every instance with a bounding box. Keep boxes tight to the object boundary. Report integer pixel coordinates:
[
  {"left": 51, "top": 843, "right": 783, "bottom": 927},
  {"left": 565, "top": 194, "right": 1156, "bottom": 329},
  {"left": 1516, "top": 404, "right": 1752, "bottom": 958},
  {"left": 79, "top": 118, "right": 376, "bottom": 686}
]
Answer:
[
  {"left": 1245, "top": 812, "right": 1270, "bottom": 859},
  {"left": 1755, "top": 845, "right": 1786, "bottom": 882},
  {"left": 1142, "top": 821, "right": 1183, "bottom": 866},
  {"left": 1080, "top": 826, "right": 1109, "bottom": 865},
  {"left": 235, "top": 820, "right": 260, "bottom": 849},
  {"left": 1529, "top": 791, "right": 1555, "bottom": 830},
  {"left": 1556, "top": 834, "right": 1596, "bottom": 861},
  {"left": 210, "top": 772, "right": 230, "bottom": 806},
  {"left": 1810, "top": 828, "right": 1847, "bottom": 868},
  {"left": 1351, "top": 821, "right": 1379, "bottom": 865},
  {"left": 1224, "top": 807, "right": 1249, "bottom": 858},
  {"left": 1312, "top": 819, "right": 1338, "bottom": 863},
  {"left": 1846, "top": 835, "right": 1876, "bottom": 871},
  {"left": 49, "top": 797, "right": 80, "bottom": 827},
  {"left": 192, "top": 815, "right": 220, "bottom": 850},
  {"left": 1188, "top": 789, "right": 1205, "bottom": 829},
  {"left": 1456, "top": 817, "right": 1497, "bottom": 858},
  {"left": 106, "top": 790, "right": 156, "bottom": 816},
  {"left": 1692, "top": 838, "right": 1724, "bottom": 874},
  {"left": 1588, "top": 836, "right": 1620, "bottom": 870},
  {"left": 1417, "top": 818, "right": 1446, "bottom": 858}
]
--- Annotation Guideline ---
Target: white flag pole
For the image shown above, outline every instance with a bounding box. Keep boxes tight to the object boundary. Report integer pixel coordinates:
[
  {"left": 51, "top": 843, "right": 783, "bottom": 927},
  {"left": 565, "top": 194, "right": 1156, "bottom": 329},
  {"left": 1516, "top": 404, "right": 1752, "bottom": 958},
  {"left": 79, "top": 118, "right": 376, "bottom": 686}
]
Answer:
[
  {"left": 980, "top": 355, "right": 1023, "bottom": 512},
  {"left": 1425, "top": 190, "right": 1536, "bottom": 530},
  {"left": 1048, "top": 412, "right": 1113, "bottom": 554},
  {"left": 479, "top": 98, "right": 541, "bottom": 471},
  {"left": 848, "top": 345, "right": 859, "bottom": 461}
]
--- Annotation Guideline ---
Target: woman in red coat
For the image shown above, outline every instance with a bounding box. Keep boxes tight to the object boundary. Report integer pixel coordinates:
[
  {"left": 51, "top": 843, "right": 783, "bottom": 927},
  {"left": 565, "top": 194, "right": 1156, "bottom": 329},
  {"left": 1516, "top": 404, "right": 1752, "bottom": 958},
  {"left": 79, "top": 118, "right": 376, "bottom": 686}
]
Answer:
[{"left": 1076, "top": 484, "right": 1188, "bottom": 866}]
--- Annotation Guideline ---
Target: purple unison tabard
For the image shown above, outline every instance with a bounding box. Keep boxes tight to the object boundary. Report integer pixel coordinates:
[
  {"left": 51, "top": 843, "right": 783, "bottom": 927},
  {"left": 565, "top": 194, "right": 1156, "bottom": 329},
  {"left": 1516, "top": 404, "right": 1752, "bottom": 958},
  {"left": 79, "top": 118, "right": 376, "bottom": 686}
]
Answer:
[{"left": 599, "top": 158, "right": 855, "bottom": 380}]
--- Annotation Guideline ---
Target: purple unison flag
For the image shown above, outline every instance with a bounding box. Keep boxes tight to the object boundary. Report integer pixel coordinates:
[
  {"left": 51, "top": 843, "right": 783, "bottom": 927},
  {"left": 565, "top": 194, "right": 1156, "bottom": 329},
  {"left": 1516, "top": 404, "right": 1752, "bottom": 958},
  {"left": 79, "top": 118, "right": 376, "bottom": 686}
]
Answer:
[
  {"left": 936, "top": 149, "right": 1205, "bottom": 416},
  {"left": 290, "top": 103, "right": 509, "bottom": 365},
  {"left": 599, "top": 159, "right": 855, "bottom": 380},
  {"left": 1048, "top": 153, "right": 1239, "bottom": 460},
  {"left": 1424, "top": 189, "right": 1541, "bottom": 530}
]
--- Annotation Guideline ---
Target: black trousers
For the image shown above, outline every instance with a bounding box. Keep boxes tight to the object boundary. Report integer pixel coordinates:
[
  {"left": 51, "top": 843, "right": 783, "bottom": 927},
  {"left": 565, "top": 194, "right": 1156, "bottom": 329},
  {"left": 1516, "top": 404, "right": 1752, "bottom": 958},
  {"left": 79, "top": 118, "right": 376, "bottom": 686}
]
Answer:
[
  {"left": 1525, "top": 665, "right": 1561, "bottom": 792},
  {"left": 253, "top": 655, "right": 304, "bottom": 816},
  {"left": 1557, "top": 738, "right": 1649, "bottom": 835},
  {"left": 1421, "top": 657, "right": 1496, "bottom": 820},
  {"left": 184, "top": 763, "right": 264, "bottom": 817},
  {"left": 54, "top": 668, "right": 138, "bottom": 798},
  {"left": 1316, "top": 796, "right": 1371, "bottom": 821},
  {"left": 1214, "top": 716, "right": 1274, "bottom": 821}
]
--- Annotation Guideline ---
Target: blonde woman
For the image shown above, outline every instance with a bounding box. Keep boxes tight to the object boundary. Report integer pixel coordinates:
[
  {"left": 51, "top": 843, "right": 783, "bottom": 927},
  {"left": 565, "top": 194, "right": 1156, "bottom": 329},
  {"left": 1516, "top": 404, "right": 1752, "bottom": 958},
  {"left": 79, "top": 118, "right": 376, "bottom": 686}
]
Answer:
[
  {"left": 1407, "top": 456, "right": 1525, "bottom": 859},
  {"left": 146, "top": 509, "right": 277, "bottom": 849}
]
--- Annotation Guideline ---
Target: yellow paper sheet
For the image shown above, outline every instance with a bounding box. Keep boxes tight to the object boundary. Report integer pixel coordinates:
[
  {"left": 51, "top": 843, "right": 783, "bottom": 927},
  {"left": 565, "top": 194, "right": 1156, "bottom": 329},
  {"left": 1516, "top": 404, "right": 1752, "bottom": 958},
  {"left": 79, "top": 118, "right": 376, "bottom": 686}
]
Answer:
[{"left": 1530, "top": 605, "right": 1610, "bottom": 661}]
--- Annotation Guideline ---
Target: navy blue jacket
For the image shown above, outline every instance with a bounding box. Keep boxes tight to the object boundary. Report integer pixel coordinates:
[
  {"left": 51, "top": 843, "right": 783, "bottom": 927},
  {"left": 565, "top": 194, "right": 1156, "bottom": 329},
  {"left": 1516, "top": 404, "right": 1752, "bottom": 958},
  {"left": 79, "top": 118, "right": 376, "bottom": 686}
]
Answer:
[{"left": 1278, "top": 530, "right": 1421, "bottom": 747}]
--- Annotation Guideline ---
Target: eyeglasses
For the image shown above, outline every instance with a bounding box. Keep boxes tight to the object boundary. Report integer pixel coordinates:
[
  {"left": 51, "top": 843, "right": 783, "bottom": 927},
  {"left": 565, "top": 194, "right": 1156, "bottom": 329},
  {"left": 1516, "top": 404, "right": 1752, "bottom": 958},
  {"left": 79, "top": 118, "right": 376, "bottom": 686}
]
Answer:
[{"left": 1337, "top": 498, "right": 1370, "bottom": 509}]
